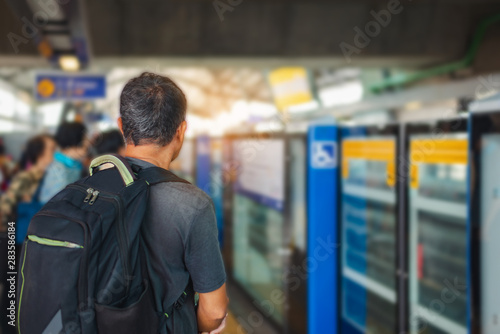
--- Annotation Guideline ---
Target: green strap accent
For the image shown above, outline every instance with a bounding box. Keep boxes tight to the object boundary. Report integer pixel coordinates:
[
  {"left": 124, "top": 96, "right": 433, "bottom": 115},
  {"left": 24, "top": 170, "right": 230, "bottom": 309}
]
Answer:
[
  {"left": 18, "top": 241, "right": 28, "bottom": 333},
  {"left": 165, "top": 313, "right": 169, "bottom": 318},
  {"left": 28, "top": 235, "right": 83, "bottom": 249},
  {"left": 89, "top": 155, "right": 134, "bottom": 186}
]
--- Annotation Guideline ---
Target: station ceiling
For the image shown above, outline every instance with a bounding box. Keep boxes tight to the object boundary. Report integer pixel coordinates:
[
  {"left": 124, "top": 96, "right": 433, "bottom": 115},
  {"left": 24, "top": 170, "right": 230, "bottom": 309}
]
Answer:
[
  {"left": 1, "top": 0, "right": 500, "bottom": 68},
  {"left": 1, "top": 0, "right": 500, "bottom": 118}
]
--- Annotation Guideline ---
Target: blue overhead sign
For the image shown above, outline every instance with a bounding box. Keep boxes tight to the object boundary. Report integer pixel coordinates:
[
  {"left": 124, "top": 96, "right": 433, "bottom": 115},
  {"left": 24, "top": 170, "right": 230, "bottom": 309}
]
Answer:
[{"left": 35, "top": 74, "right": 106, "bottom": 101}]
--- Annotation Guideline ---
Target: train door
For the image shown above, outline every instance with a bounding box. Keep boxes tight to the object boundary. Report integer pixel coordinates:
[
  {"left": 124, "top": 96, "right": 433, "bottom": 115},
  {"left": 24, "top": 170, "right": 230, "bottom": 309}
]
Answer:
[
  {"left": 405, "top": 118, "right": 468, "bottom": 334},
  {"left": 340, "top": 124, "right": 399, "bottom": 334},
  {"left": 227, "top": 134, "right": 290, "bottom": 330},
  {"left": 286, "top": 134, "right": 308, "bottom": 334},
  {"left": 469, "top": 95, "right": 500, "bottom": 334}
]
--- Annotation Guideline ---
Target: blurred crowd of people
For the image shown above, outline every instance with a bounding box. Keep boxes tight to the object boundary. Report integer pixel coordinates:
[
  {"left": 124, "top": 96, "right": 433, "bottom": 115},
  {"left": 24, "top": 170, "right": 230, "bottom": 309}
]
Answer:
[
  {"left": 0, "top": 122, "right": 126, "bottom": 231},
  {"left": 0, "top": 122, "right": 125, "bottom": 333}
]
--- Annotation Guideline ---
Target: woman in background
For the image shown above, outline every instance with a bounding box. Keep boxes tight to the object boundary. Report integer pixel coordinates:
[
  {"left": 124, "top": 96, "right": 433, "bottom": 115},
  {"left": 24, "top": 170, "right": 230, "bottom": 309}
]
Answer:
[
  {"left": 0, "top": 138, "right": 13, "bottom": 192},
  {"left": 0, "top": 134, "right": 55, "bottom": 334},
  {"left": 0, "top": 134, "right": 56, "bottom": 230}
]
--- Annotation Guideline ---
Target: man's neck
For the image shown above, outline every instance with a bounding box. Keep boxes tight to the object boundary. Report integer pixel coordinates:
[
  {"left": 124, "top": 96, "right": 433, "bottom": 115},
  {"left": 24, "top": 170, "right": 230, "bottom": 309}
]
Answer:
[{"left": 124, "top": 143, "right": 174, "bottom": 170}]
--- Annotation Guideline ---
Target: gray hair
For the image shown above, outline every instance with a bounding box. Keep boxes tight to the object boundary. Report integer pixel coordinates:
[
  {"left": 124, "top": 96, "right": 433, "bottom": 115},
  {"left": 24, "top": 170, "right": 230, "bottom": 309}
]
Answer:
[{"left": 120, "top": 72, "right": 187, "bottom": 146}]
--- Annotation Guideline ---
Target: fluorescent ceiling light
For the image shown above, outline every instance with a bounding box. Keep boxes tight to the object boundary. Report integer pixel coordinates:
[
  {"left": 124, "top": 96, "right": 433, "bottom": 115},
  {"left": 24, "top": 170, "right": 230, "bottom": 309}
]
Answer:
[
  {"left": 59, "top": 55, "right": 80, "bottom": 71},
  {"left": 287, "top": 100, "right": 319, "bottom": 114},
  {"left": 319, "top": 81, "right": 363, "bottom": 108}
]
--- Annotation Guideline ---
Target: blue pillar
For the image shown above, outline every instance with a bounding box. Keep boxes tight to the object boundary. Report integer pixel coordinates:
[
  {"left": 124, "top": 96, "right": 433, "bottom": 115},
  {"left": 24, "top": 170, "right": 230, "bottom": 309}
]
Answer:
[
  {"left": 307, "top": 125, "right": 339, "bottom": 334},
  {"left": 196, "top": 135, "right": 224, "bottom": 246},
  {"left": 196, "top": 135, "right": 211, "bottom": 191}
]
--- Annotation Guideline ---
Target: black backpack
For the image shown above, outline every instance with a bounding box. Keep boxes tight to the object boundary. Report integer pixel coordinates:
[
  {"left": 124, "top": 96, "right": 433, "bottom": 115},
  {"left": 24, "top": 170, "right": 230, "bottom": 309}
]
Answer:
[{"left": 17, "top": 154, "right": 191, "bottom": 334}]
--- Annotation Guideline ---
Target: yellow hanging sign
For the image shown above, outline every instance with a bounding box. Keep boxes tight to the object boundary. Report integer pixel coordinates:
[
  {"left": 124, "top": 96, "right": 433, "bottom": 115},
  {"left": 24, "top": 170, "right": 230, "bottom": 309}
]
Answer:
[{"left": 268, "top": 67, "right": 313, "bottom": 111}]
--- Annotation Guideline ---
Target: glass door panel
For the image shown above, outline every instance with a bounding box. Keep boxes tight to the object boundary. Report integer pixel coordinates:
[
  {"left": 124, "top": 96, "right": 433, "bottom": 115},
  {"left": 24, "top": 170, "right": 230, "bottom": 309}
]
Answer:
[
  {"left": 341, "top": 136, "right": 397, "bottom": 334},
  {"left": 408, "top": 135, "right": 468, "bottom": 334},
  {"left": 231, "top": 138, "right": 286, "bottom": 326}
]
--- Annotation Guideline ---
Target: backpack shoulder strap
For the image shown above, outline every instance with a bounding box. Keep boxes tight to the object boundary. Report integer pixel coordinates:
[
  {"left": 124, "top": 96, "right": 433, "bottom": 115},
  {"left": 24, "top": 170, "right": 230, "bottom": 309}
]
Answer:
[
  {"left": 136, "top": 166, "right": 191, "bottom": 186},
  {"left": 89, "top": 154, "right": 137, "bottom": 186}
]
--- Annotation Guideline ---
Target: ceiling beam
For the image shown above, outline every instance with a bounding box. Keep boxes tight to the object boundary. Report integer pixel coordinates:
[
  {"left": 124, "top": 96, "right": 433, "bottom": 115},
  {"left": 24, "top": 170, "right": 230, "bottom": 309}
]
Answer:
[
  {"left": 90, "top": 56, "right": 451, "bottom": 70},
  {"left": 299, "top": 72, "right": 500, "bottom": 119},
  {"left": 0, "top": 56, "right": 48, "bottom": 67}
]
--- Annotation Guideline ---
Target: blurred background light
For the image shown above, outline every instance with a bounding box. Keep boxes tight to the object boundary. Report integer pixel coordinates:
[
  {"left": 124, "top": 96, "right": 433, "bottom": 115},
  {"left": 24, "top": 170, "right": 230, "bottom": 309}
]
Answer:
[
  {"left": 318, "top": 81, "right": 364, "bottom": 108},
  {"left": 59, "top": 55, "right": 81, "bottom": 72},
  {"left": 37, "top": 102, "right": 64, "bottom": 128},
  {"left": 287, "top": 100, "right": 320, "bottom": 114}
]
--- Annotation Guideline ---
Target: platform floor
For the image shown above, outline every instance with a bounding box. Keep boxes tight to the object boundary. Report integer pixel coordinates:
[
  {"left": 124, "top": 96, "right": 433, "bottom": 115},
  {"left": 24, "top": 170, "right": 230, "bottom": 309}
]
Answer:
[
  {"left": 222, "top": 312, "right": 247, "bottom": 334},
  {"left": 223, "top": 280, "right": 280, "bottom": 334}
]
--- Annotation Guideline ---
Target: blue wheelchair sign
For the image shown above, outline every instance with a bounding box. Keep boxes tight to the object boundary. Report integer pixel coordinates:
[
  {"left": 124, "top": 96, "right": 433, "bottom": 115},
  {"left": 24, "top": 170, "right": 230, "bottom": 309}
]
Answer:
[{"left": 311, "top": 141, "right": 337, "bottom": 169}]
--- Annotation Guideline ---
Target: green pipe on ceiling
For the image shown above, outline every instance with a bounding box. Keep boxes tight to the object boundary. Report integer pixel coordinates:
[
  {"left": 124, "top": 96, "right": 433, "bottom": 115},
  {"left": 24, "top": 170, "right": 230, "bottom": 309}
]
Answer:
[{"left": 370, "top": 12, "right": 500, "bottom": 94}]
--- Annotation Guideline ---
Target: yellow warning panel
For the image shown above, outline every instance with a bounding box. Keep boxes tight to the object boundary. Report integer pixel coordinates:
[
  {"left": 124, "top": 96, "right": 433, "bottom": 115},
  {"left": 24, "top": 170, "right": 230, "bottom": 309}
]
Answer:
[
  {"left": 409, "top": 138, "right": 468, "bottom": 188},
  {"left": 342, "top": 139, "right": 396, "bottom": 186},
  {"left": 342, "top": 139, "right": 395, "bottom": 161},
  {"left": 268, "top": 67, "right": 313, "bottom": 111},
  {"left": 410, "top": 139, "right": 468, "bottom": 165}
]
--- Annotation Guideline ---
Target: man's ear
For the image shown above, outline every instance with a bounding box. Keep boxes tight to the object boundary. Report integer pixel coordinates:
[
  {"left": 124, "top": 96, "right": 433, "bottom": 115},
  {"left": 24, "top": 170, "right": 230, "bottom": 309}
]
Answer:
[
  {"left": 117, "top": 117, "right": 124, "bottom": 135},
  {"left": 177, "top": 120, "right": 187, "bottom": 143}
]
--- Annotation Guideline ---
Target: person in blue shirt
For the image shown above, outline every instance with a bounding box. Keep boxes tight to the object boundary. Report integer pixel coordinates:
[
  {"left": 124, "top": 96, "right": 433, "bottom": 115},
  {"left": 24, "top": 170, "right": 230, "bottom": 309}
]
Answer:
[{"left": 39, "top": 122, "right": 87, "bottom": 203}]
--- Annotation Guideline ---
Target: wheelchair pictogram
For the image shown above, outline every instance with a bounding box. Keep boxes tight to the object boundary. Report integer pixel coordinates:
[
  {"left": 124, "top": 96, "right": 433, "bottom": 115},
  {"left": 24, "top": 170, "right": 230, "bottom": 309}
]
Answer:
[{"left": 311, "top": 141, "right": 337, "bottom": 169}]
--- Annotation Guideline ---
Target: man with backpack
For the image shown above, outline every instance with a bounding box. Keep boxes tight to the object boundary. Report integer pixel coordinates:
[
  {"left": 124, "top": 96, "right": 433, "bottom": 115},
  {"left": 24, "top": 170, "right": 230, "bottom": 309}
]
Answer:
[{"left": 17, "top": 72, "right": 228, "bottom": 333}]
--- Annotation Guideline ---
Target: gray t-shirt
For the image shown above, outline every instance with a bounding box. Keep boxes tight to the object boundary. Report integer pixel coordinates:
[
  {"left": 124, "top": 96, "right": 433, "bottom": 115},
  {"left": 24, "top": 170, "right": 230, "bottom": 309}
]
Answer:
[{"left": 127, "top": 157, "right": 226, "bottom": 331}]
